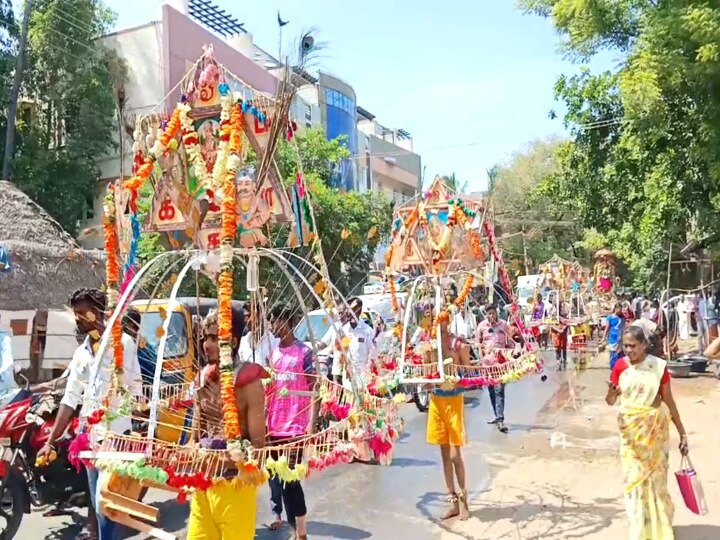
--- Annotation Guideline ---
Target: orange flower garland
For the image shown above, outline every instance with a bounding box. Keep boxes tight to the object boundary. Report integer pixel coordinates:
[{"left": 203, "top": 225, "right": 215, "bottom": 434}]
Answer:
[
  {"left": 123, "top": 106, "right": 183, "bottom": 194},
  {"left": 431, "top": 310, "right": 451, "bottom": 339},
  {"left": 102, "top": 186, "right": 124, "bottom": 374},
  {"left": 218, "top": 102, "right": 243, "bottom": 440},
  {"left": 404, "top": 207, "right": 418, "bottom": 229},
  {"left": 469, "top": 230, "right": 484, "bottom": 260},
  {"left": 388, "top": 277, "right": 399, "bottom": 313},
  {"left": 455, "top": 274, "right": 474, "bottom": 307}
]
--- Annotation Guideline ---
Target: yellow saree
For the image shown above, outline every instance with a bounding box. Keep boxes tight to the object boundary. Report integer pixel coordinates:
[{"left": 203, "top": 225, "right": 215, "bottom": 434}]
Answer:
[{"left": 617, "top": 355, "right": 674, "bottom": 540}]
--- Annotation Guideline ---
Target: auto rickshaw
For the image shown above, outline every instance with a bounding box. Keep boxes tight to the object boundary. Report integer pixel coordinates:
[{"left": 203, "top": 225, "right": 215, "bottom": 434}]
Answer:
[{"left": 131, "top": 297, "right": 245, "bottom": 443}]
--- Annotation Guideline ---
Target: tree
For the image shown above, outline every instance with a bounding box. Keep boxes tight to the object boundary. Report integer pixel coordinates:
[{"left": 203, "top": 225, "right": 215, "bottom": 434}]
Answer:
[
  {"left": 0, "top": 0, "right": 17, "bottom": 172},
  {"left": 9, "top": 0, "right": 124, "bottom": 234},
  {"left": 439, "top": 172, "right": 468, "bottom": 193},
  {"left": 275, "top": 127, "right": 351, "bottom": 188},
  {"left": 519, "top": 1, "right": 720, "bottom": 287},
  {"left": 489, "top": 137, "right": 590, "bottom": 271}
]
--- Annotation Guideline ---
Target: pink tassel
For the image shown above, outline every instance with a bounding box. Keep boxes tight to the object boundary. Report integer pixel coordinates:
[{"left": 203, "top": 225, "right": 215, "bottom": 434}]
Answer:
[
  {"left": 68, "top": 433, "right": 91, "bottom": 472},
  {"left": 120, "top": 266, "right": 136, "bottom": 295}
]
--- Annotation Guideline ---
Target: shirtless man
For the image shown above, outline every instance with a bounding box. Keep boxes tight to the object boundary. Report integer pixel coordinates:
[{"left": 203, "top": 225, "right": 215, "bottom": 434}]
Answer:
[
  {"left": 187, "top": 306, "right": 268, "bottom": 540},
  {"left": 424, "top": 308, "right": 472, "bottom": 521}
]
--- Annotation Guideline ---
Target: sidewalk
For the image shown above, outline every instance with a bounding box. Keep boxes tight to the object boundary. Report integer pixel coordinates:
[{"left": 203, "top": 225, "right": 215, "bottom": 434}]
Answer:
[{"left": 441, "top": 356, "right": 720, "bottom": 540}]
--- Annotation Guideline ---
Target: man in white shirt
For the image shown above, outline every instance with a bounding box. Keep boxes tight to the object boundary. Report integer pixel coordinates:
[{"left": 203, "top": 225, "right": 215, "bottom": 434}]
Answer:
[
  {"left": 237, "top": 304, "right": 278, "bottom": 367},
  {"left": 340, "top": 297, "right": 376, "bottom": 389},
  {"left": 37, "top": 288, "right": 142, "bottom": 540},
  {"left": 0, "top": 315, "right": 22, "bottom": 406},
  {"left": 318, "top": 319, "right": 343, "bottom": 383}
]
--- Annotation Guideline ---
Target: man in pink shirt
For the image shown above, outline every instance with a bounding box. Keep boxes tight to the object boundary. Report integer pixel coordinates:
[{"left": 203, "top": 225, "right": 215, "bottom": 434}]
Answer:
[{"left": 475, "top": 305, "right": 513, "bottom": 433}]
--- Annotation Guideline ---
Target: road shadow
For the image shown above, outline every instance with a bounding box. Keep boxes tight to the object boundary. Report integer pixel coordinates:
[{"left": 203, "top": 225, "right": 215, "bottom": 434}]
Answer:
[
  {"left": 675, "top": 524, "right": 720, "bottom": 540},
  {"left": 151, "top": 498, "right": 189, "bottom": 534},
  {"left": 507, "top": 423, "right": 554, "bottom": 433},
  {"left": 415, "top": 490, "right": 483, "bottom": 540},
  {"left": 37, "top": 499, "right": 188, "bottom": 540},
  {"left": 390, "top": 457, "right": 436, "bottom": 468},
  {"left": 255, "top": 520, "right": 371, "bottom": 540},
  {"left": 417, "top": 487, "right": 623, "bottom": 540},
  {"left": 470, "top": 488, "right": 622, "bottom": 539},
  {"left": 39, "top": 511, "right": 83, "bottom": 540}
]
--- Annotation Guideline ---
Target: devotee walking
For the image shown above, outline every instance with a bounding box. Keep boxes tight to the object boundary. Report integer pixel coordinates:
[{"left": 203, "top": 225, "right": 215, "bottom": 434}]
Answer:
[
  {"left": 475, "top": 305, "right": 512, "bottom": 433},
  {"left": 607, "top": 326, "right": 688, "bottom": 540}
]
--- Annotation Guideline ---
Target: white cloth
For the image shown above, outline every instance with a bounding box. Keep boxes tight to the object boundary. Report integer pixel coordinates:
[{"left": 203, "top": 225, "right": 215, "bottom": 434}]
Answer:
[
  {"left": 67, "top": 333, "right": 142, "bottom": 440},
  {"left": 0, "top": 328, "right": 19, "bottom": 399},
  {"left": 340, "top": 320, "right": 375, "bottom": 385},
  {"left": 450, "top": 312, "right": 471, "bottom": 338},
  {"left": 321, "top": 322, "right": 344, "bottom": 377},
  {"left": 237, "top": 331, "right": 278, "bottom": 367},
  {"left": 677, "top": 299, "right": 690, "bottom": 340},
  {"left": 631, "top": 318, "right": 657, "bottom": 341}
]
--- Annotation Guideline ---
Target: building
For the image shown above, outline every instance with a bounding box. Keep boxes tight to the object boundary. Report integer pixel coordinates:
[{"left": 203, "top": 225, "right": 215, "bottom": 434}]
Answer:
[
  {"left": 292, "top": 74, "right": 422, "bottom": 197},
  {"left": 80, "top": 0, "right": 287, "bottom": 247},
  {"left": 80, "top": 0, "right": 421, "bottom": 247},
  {"left": 357, "top": 108, "right": 422, "bottom": 205}
]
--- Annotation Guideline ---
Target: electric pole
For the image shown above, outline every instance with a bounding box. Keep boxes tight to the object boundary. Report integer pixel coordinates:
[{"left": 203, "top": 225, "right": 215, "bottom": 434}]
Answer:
[{"left": 2, "top": 0, "right": 34, "bottom": 181}]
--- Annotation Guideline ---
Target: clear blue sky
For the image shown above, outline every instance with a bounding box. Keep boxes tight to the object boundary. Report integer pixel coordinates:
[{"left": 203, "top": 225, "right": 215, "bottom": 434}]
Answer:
[{"left": 111, "top": 0, "right": 610, "bottom": 192}]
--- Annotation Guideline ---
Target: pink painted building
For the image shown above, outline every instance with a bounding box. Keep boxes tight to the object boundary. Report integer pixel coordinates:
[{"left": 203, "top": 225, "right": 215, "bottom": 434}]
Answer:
[{"left": 82, "top": 2, "right": 284, "bottom": 248}]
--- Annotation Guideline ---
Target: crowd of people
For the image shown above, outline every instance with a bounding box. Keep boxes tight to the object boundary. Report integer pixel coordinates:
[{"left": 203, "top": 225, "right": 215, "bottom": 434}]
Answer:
[{"left": 4, "top": 282, "right": 719, "bottom": 540}]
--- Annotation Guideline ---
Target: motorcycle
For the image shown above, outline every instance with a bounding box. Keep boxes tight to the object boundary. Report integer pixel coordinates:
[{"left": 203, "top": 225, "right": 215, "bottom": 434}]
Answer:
[
  {"left": 412, "top": 384, "right": 430, "bottom": 412},
  {"left": 0, "top": 377, "right": 88, "bottom": 539}
]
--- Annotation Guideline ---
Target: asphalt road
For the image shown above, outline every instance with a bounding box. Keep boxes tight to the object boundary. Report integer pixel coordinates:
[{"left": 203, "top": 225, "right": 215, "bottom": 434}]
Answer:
[{"left": 18, "top": 354, "right": 564, "bottom": 540}]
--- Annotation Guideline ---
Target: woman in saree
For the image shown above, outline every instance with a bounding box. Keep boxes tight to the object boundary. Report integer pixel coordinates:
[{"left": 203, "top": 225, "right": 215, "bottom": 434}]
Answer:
[{"left": 606, "top": 326, "right": 689, "bottom": 540}]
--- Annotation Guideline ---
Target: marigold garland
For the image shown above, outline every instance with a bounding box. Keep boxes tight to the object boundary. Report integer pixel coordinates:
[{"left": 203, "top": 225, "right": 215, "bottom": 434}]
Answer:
[
  {"left": 103, "top": 187, "right": 124, "bottom": 374},
  {"left": 218, "top": 102, "right": 244, "bottom": 440},
  {"left": 123, "top": 106, "right": 183, "bottom": 194},
  {"left": 388, "top": 277, "right": 399, "bottom": 313},
  {"left": 431, "top": 310, "right": 451, "bottom": 340},
  {"left": 469, "top": 230, "right": 484, "bottom": 260},
  {"left": 455, "top": 274, "right": 474, "bottom": 307},
  {"left": 211, "top": 92, "right": 233, "bottom": 190}
]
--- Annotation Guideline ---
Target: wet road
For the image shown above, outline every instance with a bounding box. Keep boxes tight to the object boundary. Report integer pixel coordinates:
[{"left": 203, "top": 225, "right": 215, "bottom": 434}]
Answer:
[{"left": 20, "top": 354, "right": 565, "bottom": 540}]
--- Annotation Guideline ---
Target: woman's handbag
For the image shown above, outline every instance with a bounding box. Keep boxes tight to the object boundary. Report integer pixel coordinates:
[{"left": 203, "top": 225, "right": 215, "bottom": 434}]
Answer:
[{"left": 674, "top": 455, "right": 708, "bottom": 515}]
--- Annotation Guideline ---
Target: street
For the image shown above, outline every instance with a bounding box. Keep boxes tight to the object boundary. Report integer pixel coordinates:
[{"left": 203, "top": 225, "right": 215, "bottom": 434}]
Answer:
[{"left": 19, "top": 354, "right": 562, "bottom": 540}]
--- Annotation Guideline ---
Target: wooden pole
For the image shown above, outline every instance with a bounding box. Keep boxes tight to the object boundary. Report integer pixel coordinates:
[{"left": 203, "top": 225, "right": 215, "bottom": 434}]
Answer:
[{"left": 2, "top": 0, "right": 33, "bottom": 181}]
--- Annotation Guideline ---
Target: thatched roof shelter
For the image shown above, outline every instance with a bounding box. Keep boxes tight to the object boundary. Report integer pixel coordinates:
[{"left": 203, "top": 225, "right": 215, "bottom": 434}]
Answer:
[{"left": 0, "top": 181, "right": 105, "bottom": 311}]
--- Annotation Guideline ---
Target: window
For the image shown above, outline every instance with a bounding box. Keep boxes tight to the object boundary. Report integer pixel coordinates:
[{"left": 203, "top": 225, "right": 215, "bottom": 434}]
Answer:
[
  {"left": 325, "top": 88, "right": 354, "bottom": 113},
  {"left": 304, "top": 104, "right": 312, "bottom": 121}
]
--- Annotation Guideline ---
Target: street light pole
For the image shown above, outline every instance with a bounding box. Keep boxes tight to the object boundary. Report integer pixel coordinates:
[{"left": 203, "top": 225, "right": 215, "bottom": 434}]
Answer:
[{"left": 2, "top": 0, "right": 34, "bottom": 181}]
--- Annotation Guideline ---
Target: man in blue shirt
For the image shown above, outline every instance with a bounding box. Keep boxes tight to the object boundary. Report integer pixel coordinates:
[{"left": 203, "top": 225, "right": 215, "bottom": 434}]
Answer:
[{"left": 602, "top": 303, "right": 625, "bottom": 368}]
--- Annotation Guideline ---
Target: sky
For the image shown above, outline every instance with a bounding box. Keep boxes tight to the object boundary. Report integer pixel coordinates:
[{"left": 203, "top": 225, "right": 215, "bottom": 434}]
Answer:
[{"left": 107, "top": 0, "right": 611, "bottom": 192}]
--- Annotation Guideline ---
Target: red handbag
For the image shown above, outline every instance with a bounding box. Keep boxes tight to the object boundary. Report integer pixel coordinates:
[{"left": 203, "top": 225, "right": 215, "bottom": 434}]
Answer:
[{"left": 675, "top": 455, "right": 708, "bottom": 516}]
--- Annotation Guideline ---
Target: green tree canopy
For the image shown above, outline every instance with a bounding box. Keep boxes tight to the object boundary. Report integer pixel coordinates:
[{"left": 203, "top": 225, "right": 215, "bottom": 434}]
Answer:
[
  {"left": 519, "top": 0, "right": 720, "bottom": 287},
  {"left": 490, "top": 136, "right": 591, "bottom": 272},
  {"left": 9, "top": 0, "right": 123, "bottom": 234},
  {"left": 439, "top": 172, "right": 468, "bottom": 193},
  {"left": 0, "top": 0, "right": 17, "bottom": 158}
]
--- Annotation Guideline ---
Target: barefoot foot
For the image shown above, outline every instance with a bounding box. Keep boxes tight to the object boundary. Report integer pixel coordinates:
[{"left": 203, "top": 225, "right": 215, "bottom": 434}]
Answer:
[
  {"left": 441, "top": 493, "right": 460, "bottom": 520},
  {"left": 458, "top": 490, "right": 470, "bottom": 521}
]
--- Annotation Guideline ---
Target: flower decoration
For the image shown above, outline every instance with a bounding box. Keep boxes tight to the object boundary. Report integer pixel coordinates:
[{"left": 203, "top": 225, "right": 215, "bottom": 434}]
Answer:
[
  {"left": 455, "top": 274, "right": 474, "bottom": 307},
  {"left": 218, "top": 102, "right": 244, "bottom": 440},
  {"left": 124, "top": 106, "right": 183, "bottom": 196},
  {"left": 102, "top": 187, "right": 124, "bottom": 375}
]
